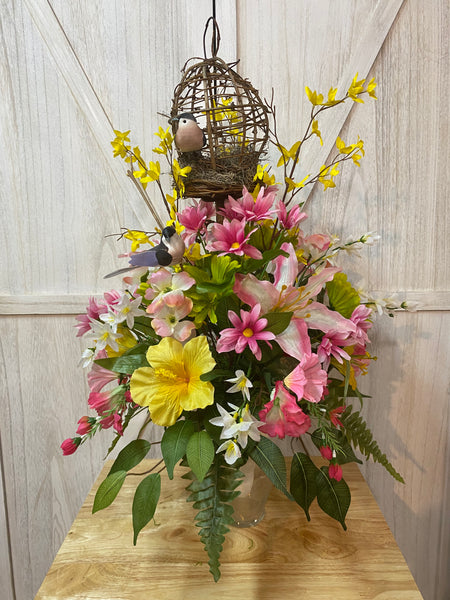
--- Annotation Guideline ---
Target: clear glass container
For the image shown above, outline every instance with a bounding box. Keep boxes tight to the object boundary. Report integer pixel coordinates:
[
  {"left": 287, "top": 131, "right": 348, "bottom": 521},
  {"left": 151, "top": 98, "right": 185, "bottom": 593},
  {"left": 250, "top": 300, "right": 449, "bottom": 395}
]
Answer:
[{"left": 231, "top": 460, "right": 273, "bottom": 527}]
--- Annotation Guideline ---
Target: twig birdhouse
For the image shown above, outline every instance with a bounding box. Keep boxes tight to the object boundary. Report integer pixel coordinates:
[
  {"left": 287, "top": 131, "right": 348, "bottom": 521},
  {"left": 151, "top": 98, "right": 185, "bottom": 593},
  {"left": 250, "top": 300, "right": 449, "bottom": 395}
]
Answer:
[{"left": 171, "top": 19, "right": 270, "bottom": 201}]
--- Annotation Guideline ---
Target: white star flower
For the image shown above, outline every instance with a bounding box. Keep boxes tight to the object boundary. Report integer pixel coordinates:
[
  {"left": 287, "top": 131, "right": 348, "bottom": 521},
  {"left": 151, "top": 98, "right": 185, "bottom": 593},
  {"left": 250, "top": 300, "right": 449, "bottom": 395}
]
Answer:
[{"left": 225, "top": 370, "right": 253, "bottom": 402}]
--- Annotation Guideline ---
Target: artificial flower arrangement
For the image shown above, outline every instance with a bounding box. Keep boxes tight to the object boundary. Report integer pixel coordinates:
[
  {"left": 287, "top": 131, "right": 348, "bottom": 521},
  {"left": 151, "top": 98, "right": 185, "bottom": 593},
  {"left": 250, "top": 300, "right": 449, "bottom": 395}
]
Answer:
[{"left": 62, "top": 74, "right": 409, "bottom": 581}]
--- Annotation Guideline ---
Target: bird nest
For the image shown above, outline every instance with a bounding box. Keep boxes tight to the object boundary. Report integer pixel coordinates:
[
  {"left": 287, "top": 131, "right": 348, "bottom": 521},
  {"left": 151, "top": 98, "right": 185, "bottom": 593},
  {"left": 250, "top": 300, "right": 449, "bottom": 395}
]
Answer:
[{"left": 171, "top": 21, "right": 270, "bottom": 202}]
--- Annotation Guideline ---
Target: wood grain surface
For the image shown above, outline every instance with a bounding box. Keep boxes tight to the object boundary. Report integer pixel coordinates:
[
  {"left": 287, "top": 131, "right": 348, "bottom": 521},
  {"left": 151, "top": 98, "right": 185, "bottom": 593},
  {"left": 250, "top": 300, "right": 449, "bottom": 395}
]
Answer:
[
  {"left": 0, "top": 1, "right": 448, "bottom": 599},
  {"left": 35, "top": 458, "right": 423, "bottom": 600}
]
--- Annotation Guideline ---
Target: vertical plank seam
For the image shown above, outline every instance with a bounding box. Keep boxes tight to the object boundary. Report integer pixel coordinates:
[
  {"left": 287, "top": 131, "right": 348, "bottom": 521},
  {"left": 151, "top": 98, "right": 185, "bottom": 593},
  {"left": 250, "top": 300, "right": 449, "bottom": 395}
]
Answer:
[{"left": 0, "top": 433, "right": 17, "bottom": 600}]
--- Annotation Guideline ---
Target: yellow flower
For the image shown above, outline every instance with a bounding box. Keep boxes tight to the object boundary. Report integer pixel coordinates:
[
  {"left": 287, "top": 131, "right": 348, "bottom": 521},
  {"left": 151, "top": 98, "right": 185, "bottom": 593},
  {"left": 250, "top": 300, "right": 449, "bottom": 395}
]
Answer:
[
  {"left": 276, "top": 141, "right": 301, "bottom": 167},
  {"left": 348, "top": 73, "right": 366, "bottom": 103},
  {"left": 153, "top": 126, "right": 174, "bottom": 155},
  {"left": 285, "top": 173, "right": 309, "bottom": 192},
  {"left": 311, "top": 119, "right": 323, "bottom": 145},
  {"left": 130, "top": 336, "right": 216, "bottom": 426},
  {"left": 305, "top": 86, "right": 324, "bottom": 106},
  {"left": 111, "top": 130, "right": 131, "bottom": 158},
  {"left": 124, "top": 229, "right": 151, "bottom": 252},
  {"left": 366, "top": 77, "right": 378, "bottom": 100}
]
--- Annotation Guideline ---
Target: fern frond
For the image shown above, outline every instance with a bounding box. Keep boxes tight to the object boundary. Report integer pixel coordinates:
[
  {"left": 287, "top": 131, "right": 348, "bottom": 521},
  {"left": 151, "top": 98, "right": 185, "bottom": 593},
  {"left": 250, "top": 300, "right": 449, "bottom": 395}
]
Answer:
[
  {"left": 341, "top": 405, "right": 404, "bottom": 483},
  {"left": 183, "top": 457, "right": 243, "bottom": 581}
]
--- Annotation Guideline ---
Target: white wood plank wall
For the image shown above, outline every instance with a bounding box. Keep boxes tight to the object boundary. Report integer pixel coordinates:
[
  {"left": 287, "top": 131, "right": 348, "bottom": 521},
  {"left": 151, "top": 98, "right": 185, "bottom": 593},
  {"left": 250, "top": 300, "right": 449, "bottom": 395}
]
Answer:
[{"left": 0, "top": 1, "right": 448, "bottom": 598}]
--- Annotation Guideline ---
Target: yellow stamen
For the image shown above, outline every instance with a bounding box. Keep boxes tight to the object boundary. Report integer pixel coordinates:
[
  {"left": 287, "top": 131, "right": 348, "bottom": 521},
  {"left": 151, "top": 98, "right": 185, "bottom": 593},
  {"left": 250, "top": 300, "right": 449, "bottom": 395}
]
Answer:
[
  {"left": 154, "top": 368, "right": 179, "bottom": 381},
  {"left": 242, "top": 328, "right": 254, "bottom": 338},
  {"left": 231, "top": 242, "right": 240, "bottom": 249}
]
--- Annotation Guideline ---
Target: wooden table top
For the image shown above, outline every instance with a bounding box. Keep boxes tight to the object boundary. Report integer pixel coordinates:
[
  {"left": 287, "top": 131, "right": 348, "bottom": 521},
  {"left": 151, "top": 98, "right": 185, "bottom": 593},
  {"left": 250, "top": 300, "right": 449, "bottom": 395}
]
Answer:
[{"left": 36, "top": 458, "right": 422, "bottom": 600}]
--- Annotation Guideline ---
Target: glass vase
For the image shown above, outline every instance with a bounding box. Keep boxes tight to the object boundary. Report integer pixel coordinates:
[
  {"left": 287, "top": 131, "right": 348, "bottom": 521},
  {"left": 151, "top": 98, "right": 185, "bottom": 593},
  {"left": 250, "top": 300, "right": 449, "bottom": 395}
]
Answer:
[{"left": 231, "top": 460, "right": 273, "bottom": 528}]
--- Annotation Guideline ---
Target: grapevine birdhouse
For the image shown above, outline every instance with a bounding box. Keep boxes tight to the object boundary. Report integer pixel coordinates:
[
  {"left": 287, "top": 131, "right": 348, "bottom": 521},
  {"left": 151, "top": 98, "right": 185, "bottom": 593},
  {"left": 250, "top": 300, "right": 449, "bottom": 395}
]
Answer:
[{"left": 171, "top": 19, "right": 270, "bottom": 201}]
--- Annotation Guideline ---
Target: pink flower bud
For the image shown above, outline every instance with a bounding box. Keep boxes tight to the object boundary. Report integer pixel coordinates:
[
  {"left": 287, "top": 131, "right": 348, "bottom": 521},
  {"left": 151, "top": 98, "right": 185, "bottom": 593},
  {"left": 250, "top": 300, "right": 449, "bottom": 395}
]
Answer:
[
  {"left": 320, "top": 445, "right": 333, "bottom": 460},
  {"left": 61, "top": 437, "right": 81, "bottom": 456},
  {"left": 76, "top": 416, "right": 92, "bottom": 435},
  {"left": 328, "top": 463, "right": 343, "bottom": 482}
]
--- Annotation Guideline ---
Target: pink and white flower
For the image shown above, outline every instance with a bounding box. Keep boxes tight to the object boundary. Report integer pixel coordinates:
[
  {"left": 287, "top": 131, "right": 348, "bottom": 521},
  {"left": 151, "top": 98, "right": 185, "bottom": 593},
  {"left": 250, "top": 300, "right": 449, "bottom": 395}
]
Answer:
[
  {"left": 258, "top": 381, "right": 311, "bottom": 439},
  {"left": 284, "top": 354, "right": 328, "bottom": 403},
  {"left": 87, "top": 354, "right": 117, "bottom": 392},
  {"left": 145, "top": 268, "right": 195, "bottom": 307},
  {"left": 148, "top": 294, "right": 195, "bottom": 341},
  {"left": 216, "top": 304, "right": 275, "bottom": 361}
]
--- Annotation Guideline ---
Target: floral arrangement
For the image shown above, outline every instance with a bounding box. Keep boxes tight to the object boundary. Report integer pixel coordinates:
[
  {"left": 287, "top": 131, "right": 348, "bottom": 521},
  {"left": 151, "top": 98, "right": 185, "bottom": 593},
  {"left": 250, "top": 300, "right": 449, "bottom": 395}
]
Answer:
[{"left": 62, "top": 74, "right": 410, "bottom": 581}]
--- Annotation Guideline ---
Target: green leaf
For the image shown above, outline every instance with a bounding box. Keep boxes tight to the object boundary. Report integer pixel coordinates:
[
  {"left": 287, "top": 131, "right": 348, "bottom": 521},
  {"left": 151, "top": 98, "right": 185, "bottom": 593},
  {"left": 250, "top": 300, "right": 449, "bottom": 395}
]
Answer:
[
  {"left": 92, "top": 470, "right": 127, "bottom": 513},
  {"left": 340, "top": 405, "right": 404, "bottom": 482},
  {"left": 161, "top": 420, "right": 195, "bottom": 479},
  {"left": 243, "top": 247, "right": 289, "bottom": 274},
  {"left": 186, "top": 431, "right": 215, "bottom": 482},
  {"left": 108, "top": 439, "right": 151, "bottom": 475},
  {"left": 132, "top": 473, "right": 161, "bottom": 545},
  {"left": 290, "top": 452, "right": 319, "bottom": 520},
  {"left": 316, "top": 467, "right": 351, "bottom": 530},
  {"left": 184, "top": 456, "right": 242, "bottom": 581},
  {"left": 263, "top": 311, "right": 293, "bottom": 335},
  {"left": 95, "top": 353, "right": 149, "bottom": 374},
  {"left": 326, "top": 272, "right": 360, "bottom": 318},
  {"left": 249, "top": 436, "right": 293, "bottom": 500},
  {"left": 200, "top": 369, "right": 231, "bottom": 382}
]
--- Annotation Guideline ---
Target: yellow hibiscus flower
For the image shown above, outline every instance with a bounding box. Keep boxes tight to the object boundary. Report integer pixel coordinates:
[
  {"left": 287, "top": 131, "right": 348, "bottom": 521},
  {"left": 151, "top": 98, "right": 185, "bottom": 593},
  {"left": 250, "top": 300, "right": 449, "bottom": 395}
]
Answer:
[{"left": 130, "top": 336, "right": 215, "bottom": 426}]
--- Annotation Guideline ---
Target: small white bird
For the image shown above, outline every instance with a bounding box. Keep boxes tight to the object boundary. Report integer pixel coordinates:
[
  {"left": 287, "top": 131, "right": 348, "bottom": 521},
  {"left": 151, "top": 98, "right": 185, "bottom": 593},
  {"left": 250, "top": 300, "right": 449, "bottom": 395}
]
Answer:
[
  {"left": 171, "top": 113, "right": 206, "bottom": 153},
  {"left": 104, "top": 226, "right": 185, "bottom": 278}
]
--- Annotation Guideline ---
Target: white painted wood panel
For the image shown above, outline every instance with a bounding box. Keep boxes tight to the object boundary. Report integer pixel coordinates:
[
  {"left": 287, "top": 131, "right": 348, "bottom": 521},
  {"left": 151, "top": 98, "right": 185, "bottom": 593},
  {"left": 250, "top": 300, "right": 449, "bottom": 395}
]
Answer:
[
  {"left": 236, "top": 2, "right": 449, "bottom": 599},
  {"left": 0, "top": 1, "right": 237, "bottom": 597},
  {"left": 0, "top": 0, "right": 448, "bottom": 599},
  {"left": 0, "top": 457, "right": 14, "bottom": 600}
]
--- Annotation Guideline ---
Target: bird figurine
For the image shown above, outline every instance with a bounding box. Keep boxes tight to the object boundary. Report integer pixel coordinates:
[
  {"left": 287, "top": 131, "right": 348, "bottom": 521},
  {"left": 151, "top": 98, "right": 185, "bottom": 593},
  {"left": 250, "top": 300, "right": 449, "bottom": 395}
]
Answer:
[
  {"left": 171, "top": 113, "right": 206, "bottom": 153},
  {"left": 104, "top": 226, "right": 185, "bottom": 278}
]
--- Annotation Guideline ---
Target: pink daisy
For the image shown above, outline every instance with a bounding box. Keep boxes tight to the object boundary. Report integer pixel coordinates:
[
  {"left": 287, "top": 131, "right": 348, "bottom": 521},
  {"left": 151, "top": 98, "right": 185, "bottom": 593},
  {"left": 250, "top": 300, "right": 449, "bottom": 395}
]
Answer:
[
  {"left": 221, "top": 186, "right": 277, "bottom": 222},
  {"left": 217, "top": 303, "right": 275, "bottom": 361},
  {"left": 207, "top": 219, "right": 262, "bottom": 259}
]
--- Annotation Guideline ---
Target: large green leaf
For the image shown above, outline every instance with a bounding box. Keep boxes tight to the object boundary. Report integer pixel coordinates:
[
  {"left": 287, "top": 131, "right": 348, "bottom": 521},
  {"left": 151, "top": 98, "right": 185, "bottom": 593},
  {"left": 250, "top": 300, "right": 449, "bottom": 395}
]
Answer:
[
  {"left": 326, "top": 272, "right": 360, "bottom": 318},
  {"left": 263, "top": 311, "right": 293, "bottom": 335},
  {"left": 183, "top": 456, "right": 242, "bottom": 581},
  {"left": 161, "top": 420, "right": 195, "bottom": 479},
  {"left": 249, "top": 436, "right": 293, "bottom": 500},
  {"left": 92, "top": 470, "right": 127, "bottom": 513},
  {"left": 94, "top": 353, "right": 149, "bottom": 374},
  {"left": 186, "top": 431, "right": 215, "bottom": 483},
  {"left": 316, "top": 467, "right": 351, "bottom": 530},
  {"left": 132, "top": 473, "right": 161, "bottom": 545},
  {"left": 290, "top": 452, "right": 319, "bottom": 520},
  {"left": 108, "top": 439, "right": 151, "bottom": 475}
]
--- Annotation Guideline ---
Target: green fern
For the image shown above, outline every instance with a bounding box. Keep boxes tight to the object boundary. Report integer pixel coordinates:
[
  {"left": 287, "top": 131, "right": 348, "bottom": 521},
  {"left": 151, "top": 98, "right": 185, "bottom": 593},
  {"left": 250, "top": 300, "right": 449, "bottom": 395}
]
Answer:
[
  {"left": 341, "top": 405, "right": 405, "bottom": 483},
  {"left": 182, "top": 457, "right": 243, "bottom": 581}
]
